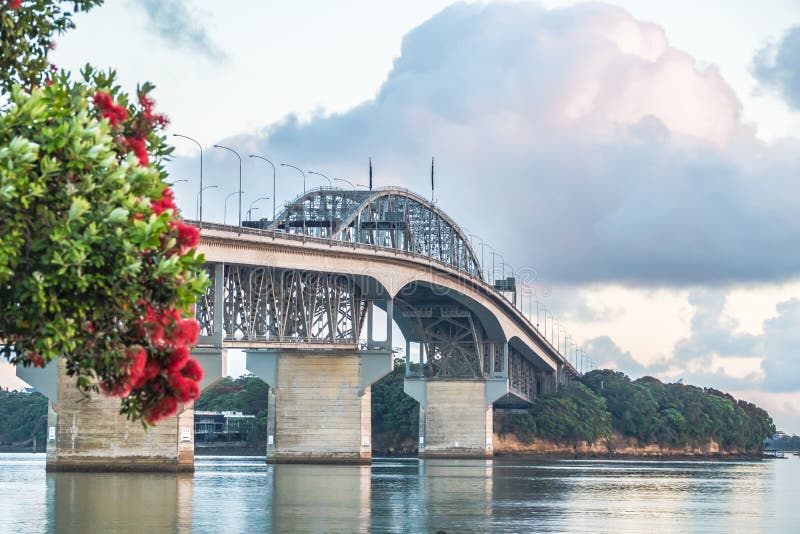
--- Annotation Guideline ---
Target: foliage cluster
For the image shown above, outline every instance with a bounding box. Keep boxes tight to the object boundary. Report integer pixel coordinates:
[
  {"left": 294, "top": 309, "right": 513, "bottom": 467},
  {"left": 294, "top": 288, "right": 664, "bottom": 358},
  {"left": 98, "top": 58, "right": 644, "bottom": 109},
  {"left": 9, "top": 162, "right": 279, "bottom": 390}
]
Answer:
[
  {"left": 499, "top": 382, "right": 612, "bottom": 445},
  {"left": 580, "top": 370, "right": 775, "bottom": 451},
  {"left": 0, "top": 0, "right": 207, "bottom": 423},
  {"left": 0, "top": 389, "right": 47, "bottom": 449},
  {"left": 195, "top": 376, "right": 269, "bottom": 444},
  {"left": 501, "top": 370, "right": 775, "bottom": 451},
  {"left": 371, "top": 360, "right": 419, "bottom": 446},
  {"left": 0, "top": 0, "right": 103, "bottom": 93},
  {"left": 771, "top": 434, "right": 800, "bottom": 450}
]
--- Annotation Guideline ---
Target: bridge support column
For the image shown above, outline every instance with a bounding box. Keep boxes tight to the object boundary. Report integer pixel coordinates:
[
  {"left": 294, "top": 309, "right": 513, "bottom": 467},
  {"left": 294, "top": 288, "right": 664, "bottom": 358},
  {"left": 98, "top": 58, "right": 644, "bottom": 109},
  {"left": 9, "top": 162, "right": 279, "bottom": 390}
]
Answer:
[
  {"left": 404, "top": 377, "right": 508, "bottom": 458},
  {"left": 246, "top": 349, "right": 393, "bottom": 464},
  {"left": 20, "top": 360, "right": 191, "bottom": 472},
  {"left": 17, "top": 349, "right": 226, "bottom": 472}
]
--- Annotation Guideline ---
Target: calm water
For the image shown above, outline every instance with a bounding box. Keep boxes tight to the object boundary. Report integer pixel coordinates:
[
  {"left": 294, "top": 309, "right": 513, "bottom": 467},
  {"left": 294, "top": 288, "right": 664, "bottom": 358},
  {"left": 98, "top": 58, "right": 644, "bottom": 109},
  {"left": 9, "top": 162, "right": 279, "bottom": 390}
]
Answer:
[{"left": 1, "top": 453, "right": 798, "bottom": 533}]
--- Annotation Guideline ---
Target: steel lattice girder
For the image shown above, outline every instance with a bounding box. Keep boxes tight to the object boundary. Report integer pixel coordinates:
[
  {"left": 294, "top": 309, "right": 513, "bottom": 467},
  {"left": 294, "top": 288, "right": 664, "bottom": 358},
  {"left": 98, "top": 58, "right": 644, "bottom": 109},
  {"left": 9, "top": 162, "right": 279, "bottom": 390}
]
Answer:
[
  {"left": 197, "top": 264, "right": 368, "bottom": 343},
  {"left": 509, "top": 345, "right": 537, "bottom": 400},
  {"left": 268, "top": 188, "right": 482, "bottom": 277},
  {"left": 401, "top": 302, "right": 511, "bottom": 380}
]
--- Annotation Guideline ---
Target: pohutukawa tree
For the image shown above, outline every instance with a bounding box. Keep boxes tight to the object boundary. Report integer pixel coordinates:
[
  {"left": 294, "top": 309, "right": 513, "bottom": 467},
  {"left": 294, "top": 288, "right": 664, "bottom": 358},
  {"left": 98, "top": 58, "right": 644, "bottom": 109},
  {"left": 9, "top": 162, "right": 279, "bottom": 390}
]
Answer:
[{"left": 0, "top": 0, "right": 208, "bottom": 424}]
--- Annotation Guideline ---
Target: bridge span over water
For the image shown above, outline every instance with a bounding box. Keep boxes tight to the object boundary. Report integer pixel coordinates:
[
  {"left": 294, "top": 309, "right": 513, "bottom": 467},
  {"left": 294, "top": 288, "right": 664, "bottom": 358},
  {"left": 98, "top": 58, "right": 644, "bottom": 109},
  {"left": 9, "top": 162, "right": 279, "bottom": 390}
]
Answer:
[{"left": 21, "top": 186, "right": 578, "bottom": 471}]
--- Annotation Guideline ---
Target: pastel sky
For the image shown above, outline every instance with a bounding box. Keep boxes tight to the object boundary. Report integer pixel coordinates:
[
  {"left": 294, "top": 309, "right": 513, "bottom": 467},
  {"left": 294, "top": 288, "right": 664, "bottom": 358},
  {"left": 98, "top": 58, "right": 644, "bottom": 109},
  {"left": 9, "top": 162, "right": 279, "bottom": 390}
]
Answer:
[{"left": 3, "top": 1, "right": 799, "bottom": 432}]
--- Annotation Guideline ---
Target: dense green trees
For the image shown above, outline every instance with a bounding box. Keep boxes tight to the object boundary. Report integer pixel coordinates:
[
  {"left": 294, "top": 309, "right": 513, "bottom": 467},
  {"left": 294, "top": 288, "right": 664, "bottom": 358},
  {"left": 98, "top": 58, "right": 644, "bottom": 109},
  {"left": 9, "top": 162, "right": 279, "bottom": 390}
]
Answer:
[
  {"left": 499, "top": 370, "right": 774, "bottom": 451},
  {"left": 195, "top": 376, "right": 268, "bottom": 444},
  {"left": 500, "top": 382, "right": 612, "bottom": 445},
  {"left": 371, "top": 361, "right": 419, "bottom": 448},
  {"left": 773, "top": 434, "right": 800, "bottom": 450},
  {"left": 0, "top": 389, "right": 47, "bottom": 450}
]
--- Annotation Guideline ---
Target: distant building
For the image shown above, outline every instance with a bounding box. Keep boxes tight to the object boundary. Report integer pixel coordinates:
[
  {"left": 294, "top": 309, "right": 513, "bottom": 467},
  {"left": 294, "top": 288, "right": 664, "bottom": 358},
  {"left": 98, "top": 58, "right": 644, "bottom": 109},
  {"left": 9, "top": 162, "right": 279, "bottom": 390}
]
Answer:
[{"left": 194, "top": 411, "right": 256, "bottom": 443}]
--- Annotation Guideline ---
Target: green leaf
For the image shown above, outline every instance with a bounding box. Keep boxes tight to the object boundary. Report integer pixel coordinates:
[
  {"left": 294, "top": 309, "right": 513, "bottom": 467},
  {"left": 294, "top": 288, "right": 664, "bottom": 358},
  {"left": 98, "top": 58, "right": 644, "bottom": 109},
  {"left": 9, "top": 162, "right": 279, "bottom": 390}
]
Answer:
[{"left": 68, "top": 197, "right": 90, "bottom": 222}]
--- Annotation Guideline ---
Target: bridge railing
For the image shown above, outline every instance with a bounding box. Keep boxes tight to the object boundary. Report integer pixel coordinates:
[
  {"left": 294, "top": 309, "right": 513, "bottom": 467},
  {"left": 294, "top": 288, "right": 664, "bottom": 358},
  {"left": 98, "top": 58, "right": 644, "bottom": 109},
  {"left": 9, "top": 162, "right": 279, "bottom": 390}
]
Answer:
[{"left": 190, "top": 219, "right": 580, "bottom": 377}]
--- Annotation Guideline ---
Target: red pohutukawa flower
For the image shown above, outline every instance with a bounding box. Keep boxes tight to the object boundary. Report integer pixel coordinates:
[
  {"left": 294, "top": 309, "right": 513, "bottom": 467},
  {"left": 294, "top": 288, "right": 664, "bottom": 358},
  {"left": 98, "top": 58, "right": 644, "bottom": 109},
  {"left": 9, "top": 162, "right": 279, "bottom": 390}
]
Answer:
[
  {"left": 175, "top": 222, "right": 200, "bottom": 251},
  {"left": 123, "top": 136, "right": 148, "bottom": 166},
  {"left": 103, "top": 304, "right": 205, "bottom": 422},
  {"left": 6, "top": 0, "right": 21, "bottom": 10},
  {"left": 151, "top": 187, "right": 177, "bottom": 215},
  {"left": 87, "top": 86, "right": 202, "bottom": 424},
  {"left": 92, "top": 91, "right": 128, "bottom": 127},
  {"left": 138, "top": 93, "right": 169, "bottom": 130}
]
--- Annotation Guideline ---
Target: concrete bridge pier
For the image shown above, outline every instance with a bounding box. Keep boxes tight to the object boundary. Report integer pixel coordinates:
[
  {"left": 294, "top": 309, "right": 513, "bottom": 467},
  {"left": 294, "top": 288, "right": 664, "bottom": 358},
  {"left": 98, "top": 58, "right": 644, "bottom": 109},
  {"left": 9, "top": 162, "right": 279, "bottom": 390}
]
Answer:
[
  {"left": 404, "top": 377, "right": 508, "bottom": 458},
  {"left": 17, "top": 349, "right": 226, "bottom": 472},
  {"left": 247, "top": 348, "right": 393, "bottom": 464}
]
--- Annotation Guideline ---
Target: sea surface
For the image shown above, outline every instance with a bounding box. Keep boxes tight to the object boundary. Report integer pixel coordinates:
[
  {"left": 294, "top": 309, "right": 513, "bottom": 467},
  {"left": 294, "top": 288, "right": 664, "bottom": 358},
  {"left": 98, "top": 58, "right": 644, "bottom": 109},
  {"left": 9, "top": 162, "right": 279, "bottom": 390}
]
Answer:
[{"left": 1, "top": 453, "right": 798, "bottom": 533}]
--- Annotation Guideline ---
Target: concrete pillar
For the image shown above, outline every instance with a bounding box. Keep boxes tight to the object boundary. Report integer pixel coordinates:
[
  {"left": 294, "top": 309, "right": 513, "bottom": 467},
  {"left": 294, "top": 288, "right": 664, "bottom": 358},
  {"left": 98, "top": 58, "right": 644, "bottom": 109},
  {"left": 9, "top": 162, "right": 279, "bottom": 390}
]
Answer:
[
  {"left": 32, "top": 360, "right": 192, "bottom": 472},
  {"left": 17, "top": 348, "right": 226, "bottom": 472},
  {"left": 404, "top": 377, "right": 508, "bottom": 458},
  {"left": 247, "top": 349, "right": 393, "bottom": 464}
]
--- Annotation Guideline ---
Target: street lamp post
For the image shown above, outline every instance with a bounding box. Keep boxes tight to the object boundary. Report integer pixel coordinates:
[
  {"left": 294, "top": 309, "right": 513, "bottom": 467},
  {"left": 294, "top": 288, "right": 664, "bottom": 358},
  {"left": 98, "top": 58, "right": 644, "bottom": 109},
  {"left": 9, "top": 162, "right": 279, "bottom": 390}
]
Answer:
[
  {"left": 172, "top": 134, "right": 204, "bottom": 226},
  {"left": 334, "top": 177, "right": 355, "bottom": 189},
  {"left": 308, "top": 171, "right": 333, "bottom": 187},
  {"left": 470, "top": 235, "right": 485, "bottom": 282},
  {"left": 248, "top": 155, "right": 276, "bottom": 221},
  {"left": 224, "top": 190, "right": 243, "bottom": 225},
  {"left": 281, "top": 163, "right": 307, "bottom": 236},
  {"left": 538, "top": 303, "right": 547, "bottom": 333},
  {"left": 281, "top": 163, "right": 306, "bottom": 193},
  {"left": 196, "top": 185, "right": 219, "bottom": 219},
  {"left": 482, "top": 243, "right": 496, "bottom": 285},
  {"left": 213, "top": 144, "right": 243, "bottom": 226},
  {"left": 247, "top": 196, "right": 270, "bottom": 220}
]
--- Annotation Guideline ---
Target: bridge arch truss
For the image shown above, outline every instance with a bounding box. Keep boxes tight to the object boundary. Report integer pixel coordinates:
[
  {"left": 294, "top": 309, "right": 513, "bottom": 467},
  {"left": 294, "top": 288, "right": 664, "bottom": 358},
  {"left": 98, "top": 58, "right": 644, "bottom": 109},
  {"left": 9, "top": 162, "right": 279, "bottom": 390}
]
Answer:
[{"left": 263, "top": 187, "right": 482, "bottom": 278}]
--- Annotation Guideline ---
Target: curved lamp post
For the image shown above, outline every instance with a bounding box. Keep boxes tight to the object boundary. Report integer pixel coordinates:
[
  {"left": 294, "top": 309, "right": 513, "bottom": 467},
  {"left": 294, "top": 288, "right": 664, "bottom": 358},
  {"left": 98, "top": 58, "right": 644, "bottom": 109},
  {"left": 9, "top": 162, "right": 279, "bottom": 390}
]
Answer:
[
  {"left": 213, "top": 144, "right": 243, "bottom": 226},
  {"left": 308, "top": 171, "right": 333, "bottom": 187},
  {"left": 280, "top": 163, "right": 306, "bottom": 234},
  {"left": 281, "top": 163, "right": 306, "bottom": 194},
  {"left": 247, "top": 196, "right": 270, "bottom": 220},
  {"left": 334, "top": 177, "right": 355, "bottom": 189},
  {"left": 249, "top": 154, "right": 276, "bottom": 221},
  {"left": 196, "top": 185, "right": 219, "bottom": 219},
  {"left": 172, "top": 134, "right": 204, "bottom": 226},
  {"left": 224, "top": 190, "right": 243, "bottom": 225}
]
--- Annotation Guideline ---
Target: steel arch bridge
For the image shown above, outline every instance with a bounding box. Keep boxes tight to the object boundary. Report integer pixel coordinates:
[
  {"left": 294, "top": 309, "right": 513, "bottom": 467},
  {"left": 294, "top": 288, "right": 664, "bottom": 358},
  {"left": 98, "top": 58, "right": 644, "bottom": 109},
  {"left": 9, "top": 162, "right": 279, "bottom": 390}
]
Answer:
[
  {"left": 251, "top": 186, "right": 483, "bottom": 278},
  {"left": 195, "top": 187, "right": 578, "bottom": 409}
]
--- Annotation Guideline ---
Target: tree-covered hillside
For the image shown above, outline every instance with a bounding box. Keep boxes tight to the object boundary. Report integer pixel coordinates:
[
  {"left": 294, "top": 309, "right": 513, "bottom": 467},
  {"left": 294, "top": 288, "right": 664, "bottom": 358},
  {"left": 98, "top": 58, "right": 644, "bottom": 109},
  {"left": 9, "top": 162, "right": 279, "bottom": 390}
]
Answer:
[
  {"left": 0, "top": 390, "right": 47, "bottom": 450},
  {"left": 499, "top": 370, "right": 775, "bottom": 451},
  {"left": 195, "top": 376, "right": 268, "bottom": 444}
]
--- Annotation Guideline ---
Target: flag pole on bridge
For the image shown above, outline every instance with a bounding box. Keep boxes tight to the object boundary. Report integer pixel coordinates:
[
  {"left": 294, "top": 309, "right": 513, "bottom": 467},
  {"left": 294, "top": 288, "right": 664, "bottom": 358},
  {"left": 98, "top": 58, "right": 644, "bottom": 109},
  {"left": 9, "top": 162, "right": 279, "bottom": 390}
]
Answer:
[{"left": 369, "top": 157, "right": 373, "bottom": 190}]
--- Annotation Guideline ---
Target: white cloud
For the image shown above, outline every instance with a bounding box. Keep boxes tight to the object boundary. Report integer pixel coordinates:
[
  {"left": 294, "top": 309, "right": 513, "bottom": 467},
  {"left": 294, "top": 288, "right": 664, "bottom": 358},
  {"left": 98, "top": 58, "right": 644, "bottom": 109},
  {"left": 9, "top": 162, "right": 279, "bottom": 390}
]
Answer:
[
  {"left": 753, "top": 25, "right": 800, "bottom": 110},
  {"left": 172, "top": 1, "right": 800, "bottom": 287}
]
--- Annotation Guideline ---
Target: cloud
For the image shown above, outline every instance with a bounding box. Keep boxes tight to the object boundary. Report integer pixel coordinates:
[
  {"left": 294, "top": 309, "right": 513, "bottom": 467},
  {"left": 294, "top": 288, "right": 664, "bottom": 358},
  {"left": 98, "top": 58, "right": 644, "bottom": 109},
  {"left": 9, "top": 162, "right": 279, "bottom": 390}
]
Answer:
[
  {"left": 753, "top": 25, "right": 800, "bottom": 109},
  {"left": 174, "top": 2, "right": 800, "bottom": 287},
  {"left": 672, "top": 289, "right": 762, "bottom": 363},
  {"left": 136, "top": 0, "right": 226, "bottom": 60},
  {"left": 583, "top": 290, "right": 800, "bottom": 394},
  {"left": 583, "top": 334, "right": 668, "bottom": 378},
  {"left": 761, "top": 299, "right": 800, "bottom": 392}
]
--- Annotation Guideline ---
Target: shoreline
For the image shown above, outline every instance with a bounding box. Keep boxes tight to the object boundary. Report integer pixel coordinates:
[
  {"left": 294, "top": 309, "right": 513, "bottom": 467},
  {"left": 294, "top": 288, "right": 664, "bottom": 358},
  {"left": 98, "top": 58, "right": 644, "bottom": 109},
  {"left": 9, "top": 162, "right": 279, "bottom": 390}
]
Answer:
[{"left": 0, "top": 447, "right": 790, "bottom": 461}]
